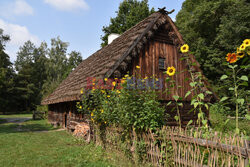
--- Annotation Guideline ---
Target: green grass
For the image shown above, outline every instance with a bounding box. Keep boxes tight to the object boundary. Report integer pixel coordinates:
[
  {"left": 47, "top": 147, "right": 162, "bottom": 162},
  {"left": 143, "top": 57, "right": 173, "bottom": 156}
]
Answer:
[
  {"left": 0, "top": 118, "right": 7, "bottom": 124},
  {"left": 210, "top": 108, "right": 250, "bottom": 136},
  {"left": 0, "top": 119, "right": 133, "bottom": 167},
  {"left": 0, "top": 114, "right": 32, "bottom": 118}
]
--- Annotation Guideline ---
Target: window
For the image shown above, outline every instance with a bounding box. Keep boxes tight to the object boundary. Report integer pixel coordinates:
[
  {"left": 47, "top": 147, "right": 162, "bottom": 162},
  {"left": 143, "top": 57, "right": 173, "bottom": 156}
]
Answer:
[{"left": 159, "top": 57, "right": 165, "bottom": 70}]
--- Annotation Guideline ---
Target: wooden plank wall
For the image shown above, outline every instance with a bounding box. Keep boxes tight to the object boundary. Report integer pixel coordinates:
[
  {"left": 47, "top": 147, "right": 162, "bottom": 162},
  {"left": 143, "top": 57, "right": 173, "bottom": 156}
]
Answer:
[
  {"left": 131, "top": 40, "right": 195, "bottom": 101},
  {"left": 48, "top": 102, "right": 84, "bottom": 128}
]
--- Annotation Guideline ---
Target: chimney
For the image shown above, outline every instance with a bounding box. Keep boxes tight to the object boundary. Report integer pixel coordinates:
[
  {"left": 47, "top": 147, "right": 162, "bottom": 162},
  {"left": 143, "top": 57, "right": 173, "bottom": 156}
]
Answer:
[{"left": 108, "top": 33, "right": 120, "bottom": 44}]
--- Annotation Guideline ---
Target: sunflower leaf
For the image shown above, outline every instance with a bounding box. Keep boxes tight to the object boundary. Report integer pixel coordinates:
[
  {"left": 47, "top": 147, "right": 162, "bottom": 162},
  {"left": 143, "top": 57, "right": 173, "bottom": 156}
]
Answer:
[
  {"left": 191, "top": 99, "right": 197, "bottom": 105},
  {"left": 166, "top": 101, "right": 172, "bottom": 106},
  {"left": 173, "top": 95, "right": 179, "bottom": 101},
  {"left": 198, "top": 93, "right": 204, "bottom": 100},
  {"left": 204, "top": 104, "right": 209, "bottom": 110},
  {"left": 190, "top": 82, "right": 197, "bottom": 87},
  {"left": 236, "top": 99, "right": 244, "bottom": 105},
  {"left": 205, "top": 90, "right": 212, "bottom": 94},
  {"left": 245, "top": 114, "right": 250, "bottom": 120},
  {"left": 220, "top": 75, "right": 228, "bottom": 80},
  {"left": 185, "top": 91, "right": 191, "bottom": 98},
  {"left": 220, "top": 97, "right": 229, "bottom": 102},
  {"left": 240, "top": 75, "right": 248, "bottom": 81},
  {"left": 194, "top": 102, "right": 199, "bottom": 108},
  {"left": 187, "top": 120, "right": 193, "bottom": 127}
]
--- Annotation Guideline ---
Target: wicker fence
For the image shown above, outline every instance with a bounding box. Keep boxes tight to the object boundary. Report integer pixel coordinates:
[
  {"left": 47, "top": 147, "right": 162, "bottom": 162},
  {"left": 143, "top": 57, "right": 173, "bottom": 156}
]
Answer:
[{"left": 93, "top": 126, "right": 250, "bottom": 167}]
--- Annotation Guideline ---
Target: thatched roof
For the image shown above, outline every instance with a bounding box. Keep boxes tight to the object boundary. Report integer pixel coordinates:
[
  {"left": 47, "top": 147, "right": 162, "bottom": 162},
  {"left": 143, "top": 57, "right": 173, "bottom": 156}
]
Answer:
[{"left": 42, "top": 10, "right": 210, "bottom": 105}]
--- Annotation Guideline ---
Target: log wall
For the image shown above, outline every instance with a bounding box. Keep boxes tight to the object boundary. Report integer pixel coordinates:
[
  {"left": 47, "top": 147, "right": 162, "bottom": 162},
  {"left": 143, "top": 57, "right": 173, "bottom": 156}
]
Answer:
[
  {"left": 48, "top": 102, "right": 85, "bottom": 128},
  {"left": 131, "top": 40, "right": 195, "bottom": 101}
]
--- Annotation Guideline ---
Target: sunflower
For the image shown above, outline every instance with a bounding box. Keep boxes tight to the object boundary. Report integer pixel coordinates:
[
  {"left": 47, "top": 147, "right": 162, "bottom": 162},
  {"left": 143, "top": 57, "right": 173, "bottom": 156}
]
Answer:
[
  {"left": 243, "top": 39, "right": 250, "bottom": 46},
  {"left": 226, "top": 53, "right": 237, "bottom": 63},
  {"left": 236, "top": 47, "right": 245, "bottom": 58},
  {"left": 237, "top": 52, "right": 245, "bottom": 58},
  {"left": 246, "top": 46, "right": 250, "bottom": 55},
  {"left": 239, "top": 44, "right": 246, "bottom": 51},
  {"left": 166, "top": 66, "right": 176, "bottom": 76},
  {"left": 180, "top": 44, "right": 189, "bottom": 53}
]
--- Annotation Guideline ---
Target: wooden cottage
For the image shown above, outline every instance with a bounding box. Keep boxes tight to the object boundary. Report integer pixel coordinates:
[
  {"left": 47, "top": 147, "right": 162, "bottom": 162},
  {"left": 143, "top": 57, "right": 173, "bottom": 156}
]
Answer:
[{"left": 42, "top": 9, "right": 216, "bottom": 128}]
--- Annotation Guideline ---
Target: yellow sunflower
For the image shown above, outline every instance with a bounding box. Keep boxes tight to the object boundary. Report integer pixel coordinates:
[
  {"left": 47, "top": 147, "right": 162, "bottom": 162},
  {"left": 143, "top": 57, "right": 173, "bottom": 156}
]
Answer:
[
  {"left": 226, "top": 53, "right": 237, "bottom": 63},
  {"left": 243, "top": 39, "right": 250, "bottom": 46},
  {"left": 239, "top": 44, "right": 246, "bottom": 51},
  {"left": 166, "top": 66, "right": 176, "bottom": 76},
  {"left": 236, "top": 47, "right": 245, "bottom": 58},
  {"left": 180, "top": 44, "right": 189, "bottom": 53},
  {"left": 246, "top": 46, "right": 250, "bottom": 55}
]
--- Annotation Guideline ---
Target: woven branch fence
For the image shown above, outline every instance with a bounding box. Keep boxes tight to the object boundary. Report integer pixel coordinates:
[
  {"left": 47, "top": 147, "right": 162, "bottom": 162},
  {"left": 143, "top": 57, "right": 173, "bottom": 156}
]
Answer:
[{"left": 93, "top": 126, "right": 250, "bottom": 167}]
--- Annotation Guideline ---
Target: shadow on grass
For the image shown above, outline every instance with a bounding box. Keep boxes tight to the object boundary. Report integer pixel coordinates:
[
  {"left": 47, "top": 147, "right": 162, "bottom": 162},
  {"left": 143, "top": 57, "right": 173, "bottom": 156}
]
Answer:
[
  {"left": 0, "top": 119, "right": 7, "bottom": 124},
  {"left": 0, "top": 120, "right": 56, "bottom": 134}
]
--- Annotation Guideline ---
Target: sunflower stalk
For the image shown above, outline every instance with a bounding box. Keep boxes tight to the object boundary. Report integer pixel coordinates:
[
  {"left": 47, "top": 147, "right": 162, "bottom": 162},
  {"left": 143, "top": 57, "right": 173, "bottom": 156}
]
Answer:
[
  {"left": 180, "top": 44, "right": 209, "bottom": 129},
  {"left": 232, "top": 66, "right": 239, "bottom": 134}
]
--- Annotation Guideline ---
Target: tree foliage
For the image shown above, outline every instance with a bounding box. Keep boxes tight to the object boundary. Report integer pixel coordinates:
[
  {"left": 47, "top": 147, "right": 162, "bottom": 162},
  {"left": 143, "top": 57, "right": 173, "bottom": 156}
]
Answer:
[
  {"left": 0, "top": 35, "right": 83, "bottom": 114},
  {"left": 0, "top": 29, "right": 15, "bottom": 114},
  {"left": 101, "top": 0, "right": 154, "bottom": 47},
  {"left": 175, "top": 0, "right": 250, "bottom": 84}
]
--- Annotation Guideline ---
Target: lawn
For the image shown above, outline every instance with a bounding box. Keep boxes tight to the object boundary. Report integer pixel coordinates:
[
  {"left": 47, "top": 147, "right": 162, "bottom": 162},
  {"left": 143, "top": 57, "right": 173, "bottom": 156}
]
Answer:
[{"left": 0, "top": 118, "right": 133, "bottom": 167}]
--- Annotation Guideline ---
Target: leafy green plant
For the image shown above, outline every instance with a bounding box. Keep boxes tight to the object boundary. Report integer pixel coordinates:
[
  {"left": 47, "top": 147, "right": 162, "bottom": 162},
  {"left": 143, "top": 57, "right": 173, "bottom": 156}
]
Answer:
[
  {"left": 78, "top": 73, "right": 166, "bottom": 133},
  {"left": 219, "top": 39, "right": 249, "bottom": 134},
  {"left": 180, "top": 44, "right": 211, "bottom": 129}
]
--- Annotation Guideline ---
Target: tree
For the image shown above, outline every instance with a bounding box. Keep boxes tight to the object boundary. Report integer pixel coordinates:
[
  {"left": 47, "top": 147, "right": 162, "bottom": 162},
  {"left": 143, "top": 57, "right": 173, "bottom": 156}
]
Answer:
[
  {"left": 101, "top": 0, "right": 154, "bottom": 47},
  {"left": 0, "top": 29, "right": 15, "bottom": 114},
  {"left": 64, "top": 51, "right": 82, "bottom": 78},
  {"left": 14, "top": 41, "right": 41, "bottom": 112},
  {"left": 175, "top": 0, "right": 250, "bottom": 84},
  {"left": 42, "top": 37, "right": 82, "bottom": 97}
]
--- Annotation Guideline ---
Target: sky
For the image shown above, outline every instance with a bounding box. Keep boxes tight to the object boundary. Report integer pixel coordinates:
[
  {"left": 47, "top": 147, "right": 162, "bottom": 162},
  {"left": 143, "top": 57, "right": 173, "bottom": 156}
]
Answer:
[{"left": 0, "top": 0, "right": 185, "bottom": 63}]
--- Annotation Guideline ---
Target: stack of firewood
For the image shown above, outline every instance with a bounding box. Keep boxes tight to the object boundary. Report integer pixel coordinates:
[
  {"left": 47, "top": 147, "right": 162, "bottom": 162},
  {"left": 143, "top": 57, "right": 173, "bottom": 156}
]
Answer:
[{"left": 73, "top": 122, "right": 90, "bottom": 138}]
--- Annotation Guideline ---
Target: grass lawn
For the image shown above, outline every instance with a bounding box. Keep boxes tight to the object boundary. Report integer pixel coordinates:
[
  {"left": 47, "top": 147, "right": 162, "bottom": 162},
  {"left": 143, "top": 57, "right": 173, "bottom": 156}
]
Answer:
[
  {"left": 210, "top": 109, "right": 250, "bottom": 136},
  {"left": 0, "top": 119, "right": 133, "bottom": 167},
  {"left": 0, "top": 118, "right": 7, "bottom": 124}
]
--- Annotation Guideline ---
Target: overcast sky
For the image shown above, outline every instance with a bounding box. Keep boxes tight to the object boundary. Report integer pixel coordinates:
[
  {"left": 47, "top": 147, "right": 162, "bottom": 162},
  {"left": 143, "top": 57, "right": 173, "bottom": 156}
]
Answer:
[{"left": 0, "top": 0, "right": 185, "bottom": 62}]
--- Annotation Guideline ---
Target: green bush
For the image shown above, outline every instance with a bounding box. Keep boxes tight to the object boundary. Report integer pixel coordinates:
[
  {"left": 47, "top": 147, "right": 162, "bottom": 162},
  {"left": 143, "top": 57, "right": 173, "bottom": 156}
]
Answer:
[{"left": 78, "top": 77, "right": 166, "bottom": 133}]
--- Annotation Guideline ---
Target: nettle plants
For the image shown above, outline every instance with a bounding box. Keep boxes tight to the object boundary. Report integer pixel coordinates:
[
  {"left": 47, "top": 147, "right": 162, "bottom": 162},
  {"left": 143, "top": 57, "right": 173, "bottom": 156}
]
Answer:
[{"left": 220, "top": 39, "right": 249, "bottom": 134}]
